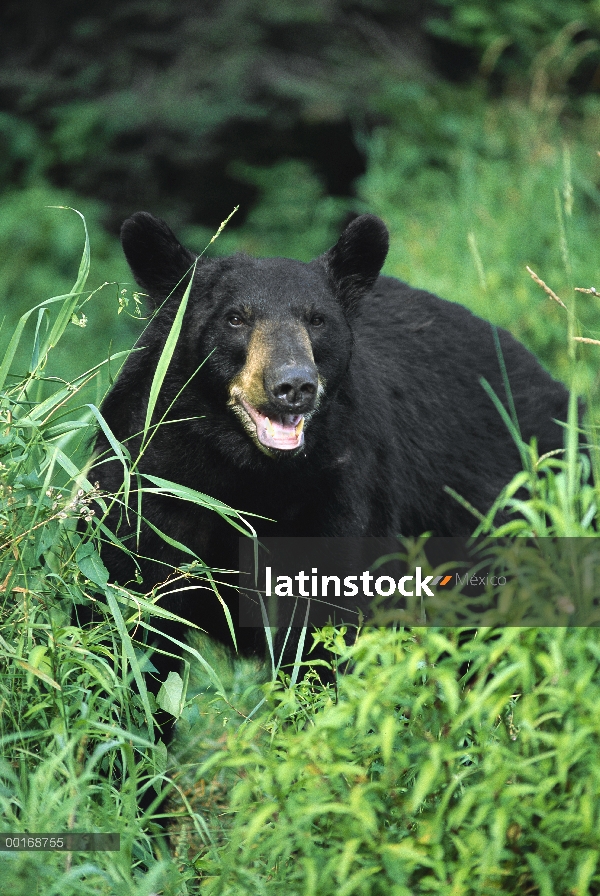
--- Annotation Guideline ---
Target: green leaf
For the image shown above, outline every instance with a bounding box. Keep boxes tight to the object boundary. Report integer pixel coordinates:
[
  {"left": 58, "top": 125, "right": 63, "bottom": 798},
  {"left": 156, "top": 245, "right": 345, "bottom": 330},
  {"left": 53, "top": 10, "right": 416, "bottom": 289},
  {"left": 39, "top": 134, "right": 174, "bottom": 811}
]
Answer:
[
  {"left": 76, "top": 542, "right": 110, "bottom": 587},
  {"left": 157, "top": 670, "right": 185, "bottom": 718},
  {"left": 143, "top": 517, "right": 201, "bottom": 559},
  {"left": 140, "top": 472, "right": 262, "bottom": 538},
  {"left": 409, "top": 746, "right": 441, "bottom": 813},
  {"left": 51, "top": 445, "right": 96, "bottom": 490}
]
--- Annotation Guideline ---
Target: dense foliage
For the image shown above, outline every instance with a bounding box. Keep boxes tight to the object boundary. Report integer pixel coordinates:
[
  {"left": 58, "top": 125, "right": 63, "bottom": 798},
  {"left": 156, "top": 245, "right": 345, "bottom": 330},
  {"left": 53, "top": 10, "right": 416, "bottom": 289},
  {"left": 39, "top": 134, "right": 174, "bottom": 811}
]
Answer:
[
  {"left": 1, "top": 0, "right": 599, "bottom": 233},
  {"left": 0, "top": 0, "right": 426, "bottom": 231},
  {"left": 191, "top": 626, "right": 600, "bottom": 895},
  {"left": 428, "top": 0, "right": 600, "bottom": 84}
]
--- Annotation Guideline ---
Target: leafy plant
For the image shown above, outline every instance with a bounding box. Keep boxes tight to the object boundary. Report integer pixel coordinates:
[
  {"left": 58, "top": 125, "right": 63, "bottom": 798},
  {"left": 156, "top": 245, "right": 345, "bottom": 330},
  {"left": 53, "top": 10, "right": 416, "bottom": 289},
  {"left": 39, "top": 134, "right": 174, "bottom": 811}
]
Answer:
[
  {"left": 0, "top": 208, "right": 234, "bottom": 893},
  {"left": 187, "top": 626, "right": 600, "bottom": 895}
]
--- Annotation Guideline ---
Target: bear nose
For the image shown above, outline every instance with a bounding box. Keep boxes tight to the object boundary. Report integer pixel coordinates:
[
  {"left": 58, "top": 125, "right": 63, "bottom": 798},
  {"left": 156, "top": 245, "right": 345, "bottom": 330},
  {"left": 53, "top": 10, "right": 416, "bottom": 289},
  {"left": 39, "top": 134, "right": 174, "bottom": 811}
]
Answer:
[{"left": 266, "top": 364, "right": 318, "bottom": 412}]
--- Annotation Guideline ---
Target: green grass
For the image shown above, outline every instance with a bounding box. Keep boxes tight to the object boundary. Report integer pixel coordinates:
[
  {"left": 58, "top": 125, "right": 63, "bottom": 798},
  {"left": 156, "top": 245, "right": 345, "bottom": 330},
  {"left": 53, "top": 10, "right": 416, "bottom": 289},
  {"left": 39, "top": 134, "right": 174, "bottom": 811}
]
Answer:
[
  {"left": 358, "top": 93, "right": 600, "bottom": 391},
  {"left": 0, "top": 214, "right": 218, "bottom": 893},
  {"left": 0, "top": 188, "right": 137, "bottom": 388}
]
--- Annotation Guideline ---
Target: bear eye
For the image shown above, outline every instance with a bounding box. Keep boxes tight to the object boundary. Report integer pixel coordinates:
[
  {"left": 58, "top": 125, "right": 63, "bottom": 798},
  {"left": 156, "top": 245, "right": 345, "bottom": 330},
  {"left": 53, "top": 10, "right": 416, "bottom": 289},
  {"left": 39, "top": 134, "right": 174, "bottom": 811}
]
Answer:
[
  {"left": 310, "top": 314, "right": 324, "bottom": 327},
  {"left": 227, "top": 314, "right": 244, "bottom": 328}
]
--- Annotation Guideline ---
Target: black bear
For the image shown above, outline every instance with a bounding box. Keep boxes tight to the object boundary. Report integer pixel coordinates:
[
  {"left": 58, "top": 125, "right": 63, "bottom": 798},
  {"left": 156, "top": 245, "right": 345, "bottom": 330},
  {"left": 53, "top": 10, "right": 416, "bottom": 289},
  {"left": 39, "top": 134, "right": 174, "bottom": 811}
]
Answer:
[{"left": 94, "top": 212, "right": 570, "bottom": 693}]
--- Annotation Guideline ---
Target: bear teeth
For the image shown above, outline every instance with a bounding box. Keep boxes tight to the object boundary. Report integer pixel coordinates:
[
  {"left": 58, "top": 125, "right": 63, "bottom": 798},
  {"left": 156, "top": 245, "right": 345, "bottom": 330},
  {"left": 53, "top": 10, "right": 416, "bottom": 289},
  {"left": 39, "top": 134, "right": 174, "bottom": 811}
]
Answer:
[{"left": 266, "top": 415, "right": 303, "bottom": 436}]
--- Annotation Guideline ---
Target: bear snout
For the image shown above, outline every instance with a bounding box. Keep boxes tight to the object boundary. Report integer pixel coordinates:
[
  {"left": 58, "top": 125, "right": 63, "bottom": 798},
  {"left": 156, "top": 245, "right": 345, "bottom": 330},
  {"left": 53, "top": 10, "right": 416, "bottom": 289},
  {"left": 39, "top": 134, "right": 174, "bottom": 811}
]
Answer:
[{"left": 265, "top": 363, "right": 318, "bottom": 414}]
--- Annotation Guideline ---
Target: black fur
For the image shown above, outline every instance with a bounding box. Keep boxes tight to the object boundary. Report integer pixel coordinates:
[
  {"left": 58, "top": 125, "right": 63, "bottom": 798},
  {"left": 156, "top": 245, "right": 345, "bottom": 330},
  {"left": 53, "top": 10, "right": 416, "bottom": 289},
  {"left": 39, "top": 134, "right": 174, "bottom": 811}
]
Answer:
[{"left": 95, "top": 212, "right": 570, "bottom": 694}]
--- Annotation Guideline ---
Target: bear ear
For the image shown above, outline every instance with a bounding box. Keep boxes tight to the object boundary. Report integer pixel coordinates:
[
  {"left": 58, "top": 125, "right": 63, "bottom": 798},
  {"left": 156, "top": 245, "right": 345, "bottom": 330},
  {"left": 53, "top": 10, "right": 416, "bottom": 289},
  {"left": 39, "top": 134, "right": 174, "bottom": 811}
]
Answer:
[
  {"left": 321, "top": 214, "right": 389, "bottom": 314},
  {"left": 120, "top": 212, "right": 198, "bottom": 307}
]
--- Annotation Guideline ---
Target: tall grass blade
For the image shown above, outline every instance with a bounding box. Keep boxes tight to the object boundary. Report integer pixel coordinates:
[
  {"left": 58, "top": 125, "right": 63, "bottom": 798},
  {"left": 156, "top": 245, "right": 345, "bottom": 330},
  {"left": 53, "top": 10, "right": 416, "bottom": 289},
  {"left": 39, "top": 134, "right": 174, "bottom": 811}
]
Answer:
[
  {"left": 142, "top": 262, "right": 197, "bottom": 444},
  {"left": 87, "top": 403, "right": 132, "bottom": 517},
  {"left": 204, "top": 567, "right": 239, "bottom": 652},
  {"left": 17, "top": 378, "right": 93, "bottom": 427},
  {"left": 103, "top": 586, "right": 155, "bottom": 738},
  {"left": 141, "top": 621, "right": 226, "bottom": 695},
  {"left": 50, "top": 444, "right": 97, "bottom": 491},
  {"left": 40, "top": 207, "right": 91, "bottom": 356},
  {"left": 258, "top": 593, "right": 277, "bottom": 677},
  {"left": 0, "top": 292, "right": 79, "bottom": 395},
  {"left": 566, "top": 386, "right": 580, "bottom": 515},
  {"left": 492, "top": 327, "right": 522, "bottom": 441},
  {"left": 479, "top": 376, "right": 528, "bottom": 468},
  {"left": 29, "top": 307, "right": 49, "bottom": 373},
  {"left": 143, "top": 518, "right": 201, "bottom": 559},
  {"left": 290, "top": 604, "right": 311, "bottom": 687}
]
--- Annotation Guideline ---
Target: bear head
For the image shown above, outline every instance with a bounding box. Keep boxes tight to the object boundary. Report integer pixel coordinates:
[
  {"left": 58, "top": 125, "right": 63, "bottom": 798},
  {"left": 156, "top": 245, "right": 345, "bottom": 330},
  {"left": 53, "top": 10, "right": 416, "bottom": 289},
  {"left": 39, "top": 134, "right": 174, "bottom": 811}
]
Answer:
[{"left": 119, "top": 212, "right": 389, "bottom": 459}]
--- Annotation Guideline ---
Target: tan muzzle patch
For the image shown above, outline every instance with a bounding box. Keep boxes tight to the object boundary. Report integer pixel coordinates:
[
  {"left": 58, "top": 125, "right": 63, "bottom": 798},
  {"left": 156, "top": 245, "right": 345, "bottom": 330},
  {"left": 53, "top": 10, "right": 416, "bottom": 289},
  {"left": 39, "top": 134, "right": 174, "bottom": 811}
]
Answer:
[{"left": 228, "top": 320, "right": 319, "bottom": 454}]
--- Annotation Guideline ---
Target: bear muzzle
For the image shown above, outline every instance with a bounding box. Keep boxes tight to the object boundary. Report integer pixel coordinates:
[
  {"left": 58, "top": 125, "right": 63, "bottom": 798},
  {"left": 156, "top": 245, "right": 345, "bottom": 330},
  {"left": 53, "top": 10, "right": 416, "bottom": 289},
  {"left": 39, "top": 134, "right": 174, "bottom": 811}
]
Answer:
[
  {"left": 241, "top": 363, "right": 318, "bottom": 452},
  {"left": 227, "top": 322, "right": 322, "bottom": 454}
]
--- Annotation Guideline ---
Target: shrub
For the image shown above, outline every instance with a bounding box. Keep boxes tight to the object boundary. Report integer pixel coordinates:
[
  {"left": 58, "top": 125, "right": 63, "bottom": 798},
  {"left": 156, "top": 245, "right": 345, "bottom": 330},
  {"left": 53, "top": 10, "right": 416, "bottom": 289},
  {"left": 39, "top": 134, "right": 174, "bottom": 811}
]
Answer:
[{"left": 192, "top": 626, "right": 600, "bottom": 895}]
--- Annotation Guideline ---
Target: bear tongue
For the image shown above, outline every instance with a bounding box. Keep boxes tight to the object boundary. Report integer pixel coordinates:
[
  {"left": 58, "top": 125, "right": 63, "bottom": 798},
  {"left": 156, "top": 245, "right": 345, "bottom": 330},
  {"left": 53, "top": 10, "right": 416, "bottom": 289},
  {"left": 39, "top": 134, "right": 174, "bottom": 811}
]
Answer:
[
  {"left": 244, "top": 403, "right": 304, "bottom": 451},
  {"left": 259, "top": 412, "right": 304, "bottom": 451}
]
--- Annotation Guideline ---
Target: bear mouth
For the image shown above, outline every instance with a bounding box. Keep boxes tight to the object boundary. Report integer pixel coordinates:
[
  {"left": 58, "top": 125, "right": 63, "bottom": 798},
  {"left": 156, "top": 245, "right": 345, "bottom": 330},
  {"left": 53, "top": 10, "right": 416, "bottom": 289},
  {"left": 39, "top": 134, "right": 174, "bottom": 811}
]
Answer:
[{"left": 240, "top": 399, "right": 305, "bottom": 451}]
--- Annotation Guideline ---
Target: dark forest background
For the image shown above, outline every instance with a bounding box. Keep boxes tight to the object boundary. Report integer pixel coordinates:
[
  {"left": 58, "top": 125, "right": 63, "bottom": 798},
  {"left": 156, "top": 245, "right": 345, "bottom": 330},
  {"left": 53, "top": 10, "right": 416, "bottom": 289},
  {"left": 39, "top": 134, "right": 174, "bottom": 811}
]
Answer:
[{"left": 2, "top": 0, "right": 600, "bottom": 388}]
